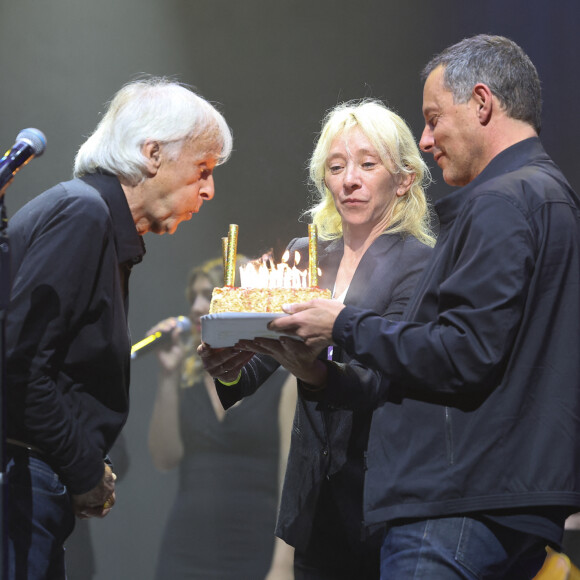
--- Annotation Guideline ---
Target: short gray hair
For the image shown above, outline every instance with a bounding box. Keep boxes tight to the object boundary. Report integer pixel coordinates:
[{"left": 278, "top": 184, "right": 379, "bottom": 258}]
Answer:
[
  {"left": 422, "top": 35, "right": 542, "bottom": 133},
  {"left": 74, "top": 77, "right": 233, "bottom": 185}
]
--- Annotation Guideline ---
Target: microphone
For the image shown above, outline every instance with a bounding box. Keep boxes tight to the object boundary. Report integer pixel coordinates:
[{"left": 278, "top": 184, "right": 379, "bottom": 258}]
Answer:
[
  {"left": 130, "top": 316, "right": 192, "bottom": 360},
  {"left": 0, "top": 128, "right": 47, "bottom": 191}
]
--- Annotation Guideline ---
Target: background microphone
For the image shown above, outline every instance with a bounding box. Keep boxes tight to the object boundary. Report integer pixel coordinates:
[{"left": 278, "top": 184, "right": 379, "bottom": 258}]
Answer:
[
  {"left": 131, "top": 316, "right": 192, "bottom": 360},
  {"left": 0, "top": 128, "right": 47, "bottom": 190}
]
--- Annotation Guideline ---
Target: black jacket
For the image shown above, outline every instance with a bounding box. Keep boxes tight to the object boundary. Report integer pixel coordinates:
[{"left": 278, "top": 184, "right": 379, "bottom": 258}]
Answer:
[{"left": 327, "top": 138, "right": 580, "bottom": 529}]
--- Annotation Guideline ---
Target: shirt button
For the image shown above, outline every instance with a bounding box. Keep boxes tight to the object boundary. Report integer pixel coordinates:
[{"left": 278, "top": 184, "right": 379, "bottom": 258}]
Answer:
[{"left": 322, "top": 448, "right": 328, "bottom": 456}]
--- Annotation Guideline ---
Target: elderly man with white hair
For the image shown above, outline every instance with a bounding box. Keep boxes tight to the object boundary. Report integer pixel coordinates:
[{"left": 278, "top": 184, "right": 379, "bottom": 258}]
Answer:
[{"left": 4, "top": 76, "right": 232, "bottom": 580}]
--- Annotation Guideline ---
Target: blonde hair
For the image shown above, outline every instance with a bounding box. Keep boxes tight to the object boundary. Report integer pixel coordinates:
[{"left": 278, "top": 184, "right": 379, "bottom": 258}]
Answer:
[{"left": 306, "top": 100, "right": 435, "bottom": 246}]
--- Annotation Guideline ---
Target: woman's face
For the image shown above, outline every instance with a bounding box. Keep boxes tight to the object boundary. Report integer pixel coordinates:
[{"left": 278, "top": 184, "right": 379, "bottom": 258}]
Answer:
[
  {"left": 324, "top": 127, "right": 412, "bottom": 235},
  {"left": 189, "top": 275, "right": 213, "bottom": 338}
]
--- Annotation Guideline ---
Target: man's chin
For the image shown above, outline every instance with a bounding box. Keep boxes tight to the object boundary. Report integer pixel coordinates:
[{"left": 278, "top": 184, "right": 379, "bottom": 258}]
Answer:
[
  {"left": 443, "top": 172, "right": 471, "bottom": 187},
  {"left": 170, "top": 213, "right": 194, "bottom": 234},
  {"left": 441, "top": 167, "right": 465, "bottom": 187},
  {"left": 166, "top": 219, "right": 182, "bottom": 235}
]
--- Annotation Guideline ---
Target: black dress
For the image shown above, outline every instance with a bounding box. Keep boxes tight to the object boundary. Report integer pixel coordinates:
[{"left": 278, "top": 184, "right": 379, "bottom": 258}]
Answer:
[{"left": 154, "top": 368, "right": 288, "bottom": 579}]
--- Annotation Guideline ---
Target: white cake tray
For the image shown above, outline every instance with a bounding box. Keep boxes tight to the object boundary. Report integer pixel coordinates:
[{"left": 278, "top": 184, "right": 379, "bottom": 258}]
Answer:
[{"left": 201, "top": 312, "right": 302, "bottom": 348}]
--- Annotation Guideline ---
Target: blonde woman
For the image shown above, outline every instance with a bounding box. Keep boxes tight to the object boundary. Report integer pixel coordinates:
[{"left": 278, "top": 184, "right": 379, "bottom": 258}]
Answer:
[{"left": 201, "top": 100, "right": 435, "bottom": 579}]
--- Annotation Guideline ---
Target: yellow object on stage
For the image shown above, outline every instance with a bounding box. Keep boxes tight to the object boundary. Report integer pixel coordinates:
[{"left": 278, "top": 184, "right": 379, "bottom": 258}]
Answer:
[{"left": 533, "top": 547, "right": 580, "bottom": 580}]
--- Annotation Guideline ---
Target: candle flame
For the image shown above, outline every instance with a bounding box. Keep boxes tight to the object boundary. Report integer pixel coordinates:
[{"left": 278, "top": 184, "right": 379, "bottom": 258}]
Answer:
[{"left": 238, "top": 250, "right": 318, "bottom": 289}]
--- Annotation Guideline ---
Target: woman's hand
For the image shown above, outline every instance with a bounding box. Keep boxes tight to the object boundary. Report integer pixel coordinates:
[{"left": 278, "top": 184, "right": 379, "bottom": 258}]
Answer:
[
  {"left": 197, "top": 343, "right": 255, "bottom": 383},
  {"left": 235, "top": 336, "right": 327, "bottom": 389},
  {"left": 147, "top": 317, "right": 190, "bottom": 373}
]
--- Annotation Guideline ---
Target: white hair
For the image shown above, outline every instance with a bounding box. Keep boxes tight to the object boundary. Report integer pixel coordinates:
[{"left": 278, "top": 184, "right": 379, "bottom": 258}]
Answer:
[{"left": 74, "top": 77, "right": 233, "bottom": 185}]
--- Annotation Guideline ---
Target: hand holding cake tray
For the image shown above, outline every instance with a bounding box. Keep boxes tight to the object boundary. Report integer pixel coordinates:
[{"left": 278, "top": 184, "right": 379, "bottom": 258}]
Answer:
[{"left": 200, "top": 224, "right": 331, "bottom": 347}]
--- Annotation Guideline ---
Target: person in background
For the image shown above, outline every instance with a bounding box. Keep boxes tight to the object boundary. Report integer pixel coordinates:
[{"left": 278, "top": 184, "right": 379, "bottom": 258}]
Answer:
[
  {"left": 267, "top": 35, "right": 580, "bottom": 579},
  {"left": 147, "top": 257, "right": 296, "bottom": 580},
  {"left": 5, "top": 76, "right": 232, "bottom": 579},
  {"left": 200, "top": 99, "right": 435, "bottom": 579}
]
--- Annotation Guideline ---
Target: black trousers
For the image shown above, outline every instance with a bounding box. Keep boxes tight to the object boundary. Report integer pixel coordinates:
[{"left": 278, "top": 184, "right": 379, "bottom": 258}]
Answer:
[{"left": 293, "top": 477, "right": 381, "bottom": 580}]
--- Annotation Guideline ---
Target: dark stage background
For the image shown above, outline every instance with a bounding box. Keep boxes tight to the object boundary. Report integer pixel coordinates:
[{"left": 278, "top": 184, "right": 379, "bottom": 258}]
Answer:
[{"left": 1, "top": 1, "right": 579, "bottom": 578}]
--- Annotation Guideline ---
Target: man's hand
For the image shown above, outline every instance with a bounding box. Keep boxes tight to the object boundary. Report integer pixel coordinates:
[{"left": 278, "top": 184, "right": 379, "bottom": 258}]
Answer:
[
  {"left": 267, "top": 299, "right": 346, "bottom": 350},
  {"left": 72, "top": 463, "right": 116, "bottom": 519}
]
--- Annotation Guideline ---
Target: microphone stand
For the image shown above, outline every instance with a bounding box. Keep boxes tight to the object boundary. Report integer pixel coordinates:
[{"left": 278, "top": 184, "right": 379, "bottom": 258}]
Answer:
[{"left": 0, "top": 193, "right": 9, "bottom": 579}]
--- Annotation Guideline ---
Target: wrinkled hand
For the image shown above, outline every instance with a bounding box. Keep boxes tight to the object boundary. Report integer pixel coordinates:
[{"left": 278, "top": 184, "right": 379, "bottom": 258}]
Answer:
[
  {"left": 147, "top": 317, "right": 190, "bottom": 373},
  {"left": 72, "top": 463, "right": 116, "bottom": 519},
  {"left": 235, "top": 336, "right": 327, "bottom": 387},
  {"left": 197, "top": 343, "right": 255, "bottom": 383},
  {"left": 268, "top": 299, "right": 345, "bottom": 349}
]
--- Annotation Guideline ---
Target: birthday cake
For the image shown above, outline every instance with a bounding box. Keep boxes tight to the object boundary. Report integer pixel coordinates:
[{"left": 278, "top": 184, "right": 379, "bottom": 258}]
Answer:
[
  {"left": 209, "top": 286, "right": 331, "bottom": 314},
  {"left": 202, "top": 223, "right": 328, "bottom": 345}
]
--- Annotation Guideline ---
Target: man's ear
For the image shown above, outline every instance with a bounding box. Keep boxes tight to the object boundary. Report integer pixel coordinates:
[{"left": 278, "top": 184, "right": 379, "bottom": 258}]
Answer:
[
  {"left": 142, "top": 140, "right": 162, "bottom": 175},
  {"left": 473, "top": 83, "right": 493, "bottom": 126}
]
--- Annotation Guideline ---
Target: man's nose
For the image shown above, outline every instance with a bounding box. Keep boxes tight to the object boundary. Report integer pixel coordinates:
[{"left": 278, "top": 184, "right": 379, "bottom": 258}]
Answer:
[
  {"left": 200, "top": 175, "right": 215, "bottom": 200},
  {"left": 419, "top": 126, "right": 434, "bottom": 153}
]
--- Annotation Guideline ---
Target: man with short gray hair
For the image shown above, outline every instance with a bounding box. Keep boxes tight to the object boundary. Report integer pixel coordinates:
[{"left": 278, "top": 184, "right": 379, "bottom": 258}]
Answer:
[{"left": 269, "top": 35, "right": 580, "bottom": 578}]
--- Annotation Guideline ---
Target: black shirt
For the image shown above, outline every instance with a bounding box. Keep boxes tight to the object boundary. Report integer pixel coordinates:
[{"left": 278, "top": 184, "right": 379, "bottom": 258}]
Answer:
[
  {"left": 6, "top": 172, "right": 144, "bottom": 494},
  {"left": 331, "top": 138, "right": 580, "bottom": 547}
]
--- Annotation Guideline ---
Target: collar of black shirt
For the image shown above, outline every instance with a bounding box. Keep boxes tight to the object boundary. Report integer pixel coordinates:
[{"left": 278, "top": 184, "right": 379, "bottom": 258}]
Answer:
[{"left": 80, "top": 170, "right": 145, "bottom": 266}]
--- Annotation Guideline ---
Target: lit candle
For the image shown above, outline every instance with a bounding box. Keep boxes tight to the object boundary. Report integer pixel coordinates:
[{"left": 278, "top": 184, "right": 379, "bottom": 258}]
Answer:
[
  {"left": 308, "top": 223, "right": 318, "bottom": 287},
  {"left": 237, "top": 238, "right": 321, "bottom": 289},
  {"left": 221, "top": 237, "right": 228, "bottom": 285}
]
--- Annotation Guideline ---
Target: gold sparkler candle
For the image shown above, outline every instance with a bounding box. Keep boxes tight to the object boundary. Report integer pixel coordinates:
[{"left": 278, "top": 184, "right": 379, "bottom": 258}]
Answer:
[
  {"left": 308, "top": 223, "right": 318, "bottom": 287},
  {"left": 221, "top": 237, "right": 228, "bottom": 284},
  {"left": 225, "top": 224, "right": 238, "bottom": 286}
]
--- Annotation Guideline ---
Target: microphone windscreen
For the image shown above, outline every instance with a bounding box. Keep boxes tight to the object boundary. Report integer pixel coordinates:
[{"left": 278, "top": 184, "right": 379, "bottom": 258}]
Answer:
[
  {"left": 175, "top": 316, "right": 192, "bottom": 333},
  {"left": 17, "top": 128, "right": 47, "bottom": 157}
]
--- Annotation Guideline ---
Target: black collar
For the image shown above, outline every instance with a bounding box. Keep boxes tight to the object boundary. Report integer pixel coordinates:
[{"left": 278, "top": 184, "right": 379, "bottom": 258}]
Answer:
[
  {"left": 80, "top": 171, "right": 145, "bottom": 266},
  {"left": 435, "top": 137, "right": 546, "bottom": 226}
]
